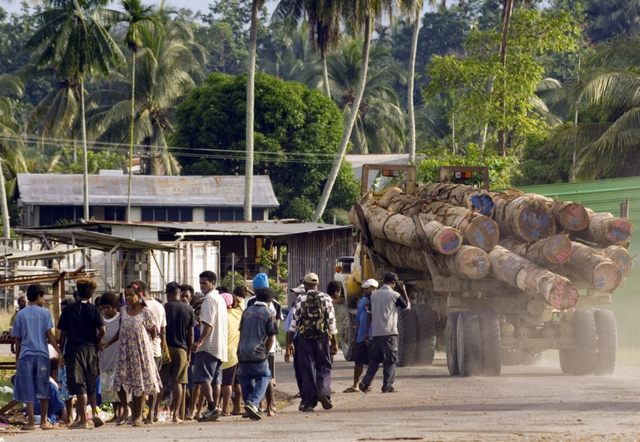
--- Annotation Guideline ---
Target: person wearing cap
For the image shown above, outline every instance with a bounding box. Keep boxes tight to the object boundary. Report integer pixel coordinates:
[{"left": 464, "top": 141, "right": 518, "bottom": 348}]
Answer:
[
  {"left": 161, "top": 282, "right": 195, "bottom": 422},
  {"left": 359, "top": 272, "right": 410, "bottom": 394},
  {"left": 343, "top": 278, "right": 378, "bottom": 393},
  {"left": 245, "top": 273, "right": 284, "bottom": 417},
  {"left": 285, "top": 273, "right": 338, "bottom": 412}
]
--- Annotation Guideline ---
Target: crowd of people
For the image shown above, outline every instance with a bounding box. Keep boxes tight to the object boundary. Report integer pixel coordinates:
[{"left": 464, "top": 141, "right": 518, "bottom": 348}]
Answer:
[{"left": 8, "top": 268, "right": 410, "bottom": 431}]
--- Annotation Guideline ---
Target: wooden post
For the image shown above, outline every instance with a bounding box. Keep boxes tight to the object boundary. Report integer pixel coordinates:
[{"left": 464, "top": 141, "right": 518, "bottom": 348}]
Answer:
[
  {"left": 52, "top": 273, "right": 65, "bottom": 323},
  {"left": 621, "top": 197, "right": 630, "bottom": 218}
]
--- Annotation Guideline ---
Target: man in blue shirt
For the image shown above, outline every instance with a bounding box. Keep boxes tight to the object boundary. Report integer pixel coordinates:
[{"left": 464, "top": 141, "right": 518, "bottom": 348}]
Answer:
[
  {"left": 12, "top": 284, "right": 62, "bottom": 431},
  {"left": 343, "top": 279, "right": 378, "bottom": 393}
]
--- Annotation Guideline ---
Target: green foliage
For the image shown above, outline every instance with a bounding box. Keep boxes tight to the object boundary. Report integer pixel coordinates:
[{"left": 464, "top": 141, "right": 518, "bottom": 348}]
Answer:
[
  {"left": 173, "top": 72, "right": 359, "bottom": 220},
  {"left": 268, "top": 278, "right": 286, "bottom": 304},
  {"left": 515, "top": 132, "right": 572, "bottom": 185},
  {"left": 219, "top": 271, "right": 245, "bottom": 291},
  {"left": 53, "top": 149, "right": 126, "bottom": 174},
  {"left": 257, "top": 248, "right": 274, "bottom": 270},
  {"left": 417, "top": 144, "right": 520, "bottom": 190},
  {"left": 424, "top": 7, "right": 582, "bottom": 153}
]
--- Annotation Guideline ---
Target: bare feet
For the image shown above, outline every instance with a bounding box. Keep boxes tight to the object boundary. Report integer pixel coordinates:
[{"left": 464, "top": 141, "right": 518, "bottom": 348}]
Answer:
[
  {"left": 115, "top": 414, "right": 130, "bottom": 426},
  {"left": 20, "top": 425, "right": 36, "bottom": 431},
  {"left": 172, "top": 417, "right": 183, "bottom": 423},
  {"left": 41, "top": 422, "right": 60, "bottom": 430},
  {"left": 131, "top": 419, "right": 143, "bottom": 427}
]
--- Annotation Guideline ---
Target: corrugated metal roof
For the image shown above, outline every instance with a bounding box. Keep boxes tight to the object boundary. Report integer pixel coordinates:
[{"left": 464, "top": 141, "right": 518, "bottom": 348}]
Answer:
[{"left": 17, "top": 174, "right": 279, "bottom": 208}]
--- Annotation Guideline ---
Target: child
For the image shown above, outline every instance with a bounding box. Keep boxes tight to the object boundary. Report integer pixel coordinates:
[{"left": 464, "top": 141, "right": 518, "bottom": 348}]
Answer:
[
  {"left": 97, "top": 292, "right": 122, "bottom": 423},
  {"left": 107, "top": 281, "right": 161, "bottom": 426},
  {"left": 12, "top": 284, "right": 62, "bottom": 431}
]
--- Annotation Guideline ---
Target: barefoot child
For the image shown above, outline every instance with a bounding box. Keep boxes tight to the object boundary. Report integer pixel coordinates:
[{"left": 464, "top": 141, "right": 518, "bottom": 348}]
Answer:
[{"left": 12, "top": 284, "right": 62, "bottom": 430}]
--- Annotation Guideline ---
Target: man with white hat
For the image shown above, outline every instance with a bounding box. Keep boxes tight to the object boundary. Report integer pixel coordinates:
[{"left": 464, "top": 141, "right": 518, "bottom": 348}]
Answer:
[{"left": 343, "top": 279, "right": 378, "bottom": 393}]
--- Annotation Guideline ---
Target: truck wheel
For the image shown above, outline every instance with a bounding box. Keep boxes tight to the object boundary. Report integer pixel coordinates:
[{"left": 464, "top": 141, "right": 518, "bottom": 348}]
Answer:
[
  {"left": 337, "top": 304, "right": 354, "bottom": 361},
  {"left": 594, "top": 310, "right": 617, "bottom": 375},
  {"left": 572, "top": 309, "right": 597, "bottom": 376},
  {"left": 479, "top": 310, "right": 501, "bottom": 376},
  {"left": 559, "top": 348, "right": 575, "bottom": 374},
  {"left": 446, "top": 312, "right": 461, "bottom": 375},
  {"left": 457, "top": 311, "right": 482, "bottom": 377},
  {"left": 415, "top": 305, "right": 437, "bottom": 366},
  {"left": 397, "top": 308, "right": 418, "bottom": 367}
]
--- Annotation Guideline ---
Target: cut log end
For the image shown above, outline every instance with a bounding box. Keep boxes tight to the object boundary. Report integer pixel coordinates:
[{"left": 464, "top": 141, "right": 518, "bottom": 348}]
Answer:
[
  {"left": 541, "top": 235, "right": 573, "bottom": 265},
  {"left": 591, "top": 262, "right": 622, "bottom": 293},
  {"left": 556, "top": 202, "right": 589, "bottom": 232},
  {"left": 544, "top": 280, "right": 579, "bottom": 310},
  {"left": 513, "top": 200, "right": 556, "bottom": 242},
  {"left": 603, "top": 247, "right": 633, "bottom": 279},
  {"left": 430, "top": 224, "right": 463, "bottom": 255},
  {"left": 604, "top": 218, "right": 635, "bottom": 245},
  {"left": 447, "top": 246, "right": 490, "bottom": 279},
  {"left": 467, "top": 217, "right": 500, "bottom": 252}
]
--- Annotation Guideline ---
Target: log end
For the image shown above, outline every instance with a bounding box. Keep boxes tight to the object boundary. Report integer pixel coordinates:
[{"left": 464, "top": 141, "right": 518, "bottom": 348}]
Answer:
[
  {"left": 452, "top": 246, "right": 490, "bottom": 279},
  {"left": 557, "top": 203, "right": 589, "bottom": 231},
  {"left": 431, "top": 225, "right": 463, "bottom": 255},
  {"left": 541, "top": 235, "right": 573, "bottom": 265},
  {"left": 591, "top": 262, "right": 623, "bottom": 293},
  {"left": 604, "top": 218, "right": 635, "bottom": 245},
  {"left": 469, "top": 191, "right": 495, "bottom": 217},
  {"left": 545, "top": 280, "right": 579, "bottom": 310},
  {"left": 514, "top": 199, "right": 556, "bottom": 242},
  {"left": 606, "top": 248, "right": 633, "bottom": 279},
  {"left": 467, "top": 216, "right": 500, "bottom": 252}
]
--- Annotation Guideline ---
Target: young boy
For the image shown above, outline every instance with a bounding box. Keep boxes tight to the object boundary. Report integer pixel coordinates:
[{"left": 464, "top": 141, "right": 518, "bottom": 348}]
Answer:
[{"left": 12, "top": 284, "right": 62, "bottom": 431}]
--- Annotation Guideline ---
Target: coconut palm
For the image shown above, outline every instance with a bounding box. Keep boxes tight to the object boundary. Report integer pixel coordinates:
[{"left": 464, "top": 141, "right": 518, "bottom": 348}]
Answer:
[
  {"left": 327, "top": 37, "right": 406, "bottom": 154},
  {"left": 313, "top": 0, "right": 394, "bottom": 222},
  {"left": 85, "top": 16, "right": 205, "bottom": 176},
  {"left": 27, "top": 0, "right": 125, "bottom": 220}
]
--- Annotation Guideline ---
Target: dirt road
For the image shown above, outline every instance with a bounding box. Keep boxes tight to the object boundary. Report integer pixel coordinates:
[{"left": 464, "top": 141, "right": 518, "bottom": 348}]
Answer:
[{"left": 5, "top": 353, "right": 640, "bottom": 442}]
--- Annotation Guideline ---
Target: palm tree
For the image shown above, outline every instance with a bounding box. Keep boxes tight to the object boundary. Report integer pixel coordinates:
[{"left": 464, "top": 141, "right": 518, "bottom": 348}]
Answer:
[
  {"left": 327, "top": 37, "right": 406, "bottom": 153},
  {"left": 27, "top": 0, "right": 125, "bottom": 220},
  {"left": 313, "top": 0, "right": 393, "bottom": 222},
  {"left": 0, "top": 74, "right": 27, "bottom": 238},
  {"left": 86, "top": 16, "right": 205, "bottom": 176}
]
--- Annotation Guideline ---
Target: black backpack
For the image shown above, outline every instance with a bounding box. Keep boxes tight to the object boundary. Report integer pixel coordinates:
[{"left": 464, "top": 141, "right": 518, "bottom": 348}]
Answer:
[{"left": 300, "top": 291, "right": 326, "bottom": 339}]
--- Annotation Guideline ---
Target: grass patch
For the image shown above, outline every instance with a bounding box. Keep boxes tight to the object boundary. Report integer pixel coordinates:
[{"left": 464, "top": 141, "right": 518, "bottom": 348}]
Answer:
[{"left": 0, "top": 310, "right": 13, "bottom": 334}]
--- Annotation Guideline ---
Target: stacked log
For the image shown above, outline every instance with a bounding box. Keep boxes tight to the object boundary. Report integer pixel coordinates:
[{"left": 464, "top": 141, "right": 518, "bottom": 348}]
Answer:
[{"left": 349, "top": 182, "right": 634, "bottom": 308}]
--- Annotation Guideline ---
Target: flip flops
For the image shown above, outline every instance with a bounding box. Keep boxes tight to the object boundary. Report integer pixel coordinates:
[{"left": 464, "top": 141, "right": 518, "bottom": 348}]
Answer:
[
  {"left": 92, "top": 416, "right": 104, "bottom": 428},
  {"left": 343, "top": 386, "right": 359, "bottom": 393}
]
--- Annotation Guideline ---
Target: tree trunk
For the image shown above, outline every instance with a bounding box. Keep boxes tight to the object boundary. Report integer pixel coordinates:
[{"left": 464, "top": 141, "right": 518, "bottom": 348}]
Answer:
[
  {"left": 488, "top": 246, "right": 578, "bottom": 310},
  {"left": 313, "top": 14, "right": 372, "bottom": 222},
  {"left": 322, "top": 51, "right": 331, "bottom": 98},
  {"left": 127, "top": 50, "right": 136, "bottom": 222},
  {"left": 407, "top": 11, "right": 420, "bottom": 164},
  {"left": 567, "top": 241, "right": 622, "bottom": 293},
  {"left": 594, "top": 245, "right": 632, "bottom": 279},
  {"left": 571, "top": 209, "right": 634, "bottom": 247},
  {"left": 350, "top": 193, "right": 462, "bottom": 255},
  {"left": 492, "top": 189, "right": 555, "bottom": 242},
  {"left": 80, "top": 80, "right": 89, "bottom": 220},
  {"left": 244, "top": 0, "right": 262, "bottom": 221},
  {"left": 497, "top": 0, "right": 513, "bottom": 156},
  {"left": 499, "top": 235, "right": 573, "bottom": 266},
  {"left": 0, "top": 162, "right": 10, "bottom": 239},
  {"left": 525, "top": 194, "right": 589, "bottom": 232},
  {"left": 377, "top": 191, "right": 499, "bottom": 252},
  {"left": 414, "top": 183, "right": 495, "bottom": 217}
]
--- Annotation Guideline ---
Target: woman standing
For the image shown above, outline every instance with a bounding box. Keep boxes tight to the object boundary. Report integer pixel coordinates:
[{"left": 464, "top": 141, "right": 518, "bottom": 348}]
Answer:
[{"left": 105, "top": 282, "right": 161, "bottom": 426}]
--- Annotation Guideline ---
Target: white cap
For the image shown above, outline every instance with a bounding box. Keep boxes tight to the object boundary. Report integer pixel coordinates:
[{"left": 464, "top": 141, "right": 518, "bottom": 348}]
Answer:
[
  {"left": 291, "top": 284, "right": 306, "bottom": 294},
  {"left": 361, "top": 279, "right": 379, "bottom": 289}
]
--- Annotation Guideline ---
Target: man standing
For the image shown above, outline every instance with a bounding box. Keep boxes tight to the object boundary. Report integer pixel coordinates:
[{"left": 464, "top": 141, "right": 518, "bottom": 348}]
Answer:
[
  {"left": 359, "top": 272, "right": 410, "bottom": 394},
  {"left": 162, "top": 281, "right": 195, "bottom": 423},
  {"left": 285, "top": 273, "right": 338, "bottom": 412},
  {"left": 343, "top": 278, "right": 378, "bottom": 393},
  {"left": 57, "top": 278, "right": 106, "bottom": 429},
  {"left": 237, "top": 287, "right": 279, "bottom": 420},
  {"left": 190, "top": 271, "right": 228, "bottom": 422}
]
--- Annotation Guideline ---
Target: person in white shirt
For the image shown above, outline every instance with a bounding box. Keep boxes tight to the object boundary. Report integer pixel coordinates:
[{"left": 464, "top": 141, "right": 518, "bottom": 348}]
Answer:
[{"left": 189, "top": 271, "right": 228, "bottom": 422}]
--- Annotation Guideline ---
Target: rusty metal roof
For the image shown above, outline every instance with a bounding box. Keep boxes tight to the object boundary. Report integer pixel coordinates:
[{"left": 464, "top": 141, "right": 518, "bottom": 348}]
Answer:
[{"left": 16, "top": 174, "right": 279, "bottom": 208}]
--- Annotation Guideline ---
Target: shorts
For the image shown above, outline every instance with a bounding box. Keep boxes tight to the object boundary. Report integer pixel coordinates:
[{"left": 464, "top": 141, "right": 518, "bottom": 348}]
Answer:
[
  {"left": 160, "top": 347, "right": 189, "bottom": 385},
  {"left": 268, "top": 354, "right": 275, "bottom": 379},
  {"left": 13, "top": 354, "right": 50, "bottom": 403},
  {"left": 353, "top": 341, "right": 370, "bottom": 366},
  {"left": 66, "top": 346, "right": 97, "bottom": 395},
  {"left": 192, "top": 351, "right": 223, "bottom": 385},
  {"left": 221, "top": 364, "right": 239, "bottom": 387}
]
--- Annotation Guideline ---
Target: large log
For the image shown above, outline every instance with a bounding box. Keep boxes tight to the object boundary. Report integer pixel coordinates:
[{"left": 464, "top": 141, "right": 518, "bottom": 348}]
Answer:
[
  {"left": 413, "top": 183, "right": 495, "bottom": 217},
  {"left": 525, "top": 194, "right": 589, "bottom": 232},
  {"left": 567, "top": 242, "right": 622, "bottom": 293},
  {"left": 492, "top": 189, "right": 556, "bottom": 242},
  {"left": 378, "top": 192, "right": 499, "bottom": 252},
  {"left": 372, "top": 238, "right": 489, "bottom": 279},
  {"left": 595, "top": 245, "right": 633, "bottom": 279},
  {"left": 572, "top": 210, "right": 634, "bottom": 247},
  {"left": 350, "top": 194, "right": 463, "bottom": 255},
  {"left": 488, "top": 246, "right": 578, "bottom": 310},
  {"left": 499, "top": 235, "right": 573, "bottom": 266}
]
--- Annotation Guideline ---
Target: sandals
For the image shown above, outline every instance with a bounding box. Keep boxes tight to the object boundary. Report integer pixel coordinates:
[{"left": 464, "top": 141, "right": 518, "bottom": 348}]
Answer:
[
  {"left": 68, "top": 422, "right": 90, "bottom": 429},
  {"left": 343, "top": 386, "right": 359, "bottom": 393},
  {"left": 41, "top": 423, "right": 60, "bottom": 430},
  {"left": 92, "top": 416, "right": 104, "bottom": 428}
]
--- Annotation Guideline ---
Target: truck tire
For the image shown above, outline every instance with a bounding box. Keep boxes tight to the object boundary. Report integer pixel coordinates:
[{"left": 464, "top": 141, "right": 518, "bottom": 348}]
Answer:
[
  {"left": 457, "top": 311, "right": 482, "bottom": 377},
  {"left": 337, "top": 304, "right": 355, "bottom": 361},
  {"left": 572, "top": 309, "right": 597, "bottom": 376},
  {"left": 397, "top": 308, "right": 418, "bottom": 367},
  {"left": 479, "top": 310, "right": 501, "bottom": 376},
  {"left": 415, "top": 305, "right": 437, "bottom": 366},
  {"left": 446, "top": 312, "right": 462, "bottom": 375},
  {"left": 594, "top": 309, "right": 617, "bottom": 375},
  {"left": 559, "top": 348, "right": 575, "bottom": 374}
]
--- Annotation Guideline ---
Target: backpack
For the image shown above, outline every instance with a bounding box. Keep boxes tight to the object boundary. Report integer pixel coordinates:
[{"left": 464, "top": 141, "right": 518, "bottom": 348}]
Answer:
[{"left": 300, "top": 291, "right": 326, "bottom": 339}]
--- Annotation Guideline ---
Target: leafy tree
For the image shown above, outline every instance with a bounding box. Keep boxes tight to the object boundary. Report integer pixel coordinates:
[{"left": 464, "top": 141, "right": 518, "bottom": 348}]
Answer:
[
  {"left": 52, "top": 149, "right": 126, "bottom": 174},
  {"left": 172, "top": 72, "right": 359, "bottom": 221},
  {"left": 424, "top": 7, "right": 581, "bottom": 155}
]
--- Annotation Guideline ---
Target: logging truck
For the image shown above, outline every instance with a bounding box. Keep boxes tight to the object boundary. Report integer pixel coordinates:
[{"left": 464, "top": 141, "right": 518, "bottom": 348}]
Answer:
[{"left": 334, "top": 164, "right": 633, "bottom": 376}]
